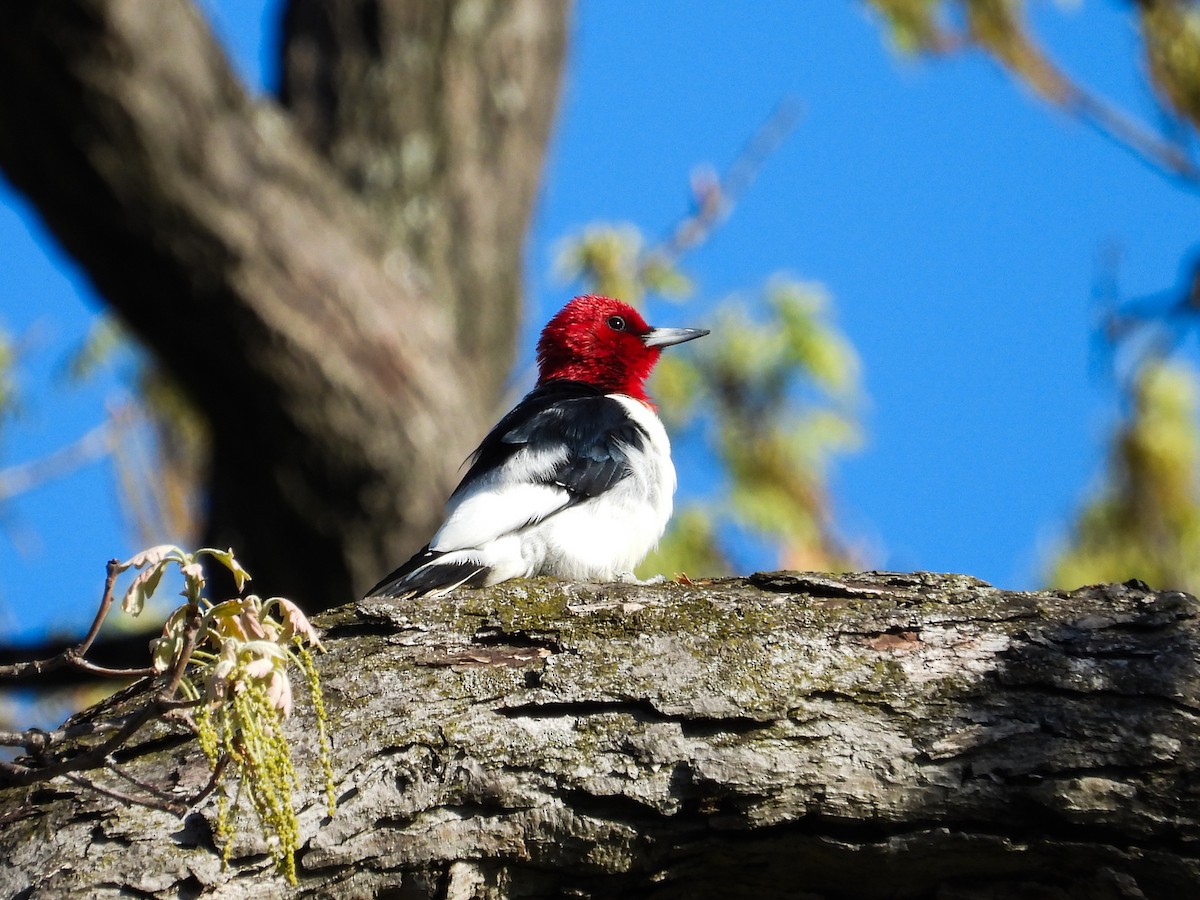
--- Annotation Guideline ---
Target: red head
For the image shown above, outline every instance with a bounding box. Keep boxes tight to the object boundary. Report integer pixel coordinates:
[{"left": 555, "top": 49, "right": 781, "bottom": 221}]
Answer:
[{"left": 536, "top": 295, "right": 709, "bottom": 402}]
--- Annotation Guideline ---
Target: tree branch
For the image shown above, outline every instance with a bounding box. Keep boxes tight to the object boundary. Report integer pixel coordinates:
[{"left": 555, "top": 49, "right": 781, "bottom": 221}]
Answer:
[
  {"left": 0, "top": 0, "right": 569, "bottom": 610},
  {"left": 0, "top": 559, "right": 153, "bottom": 684},
  {"left": 0, "top": 420, "right": 114, "bottom": 502},
  {"left": 282, "top": 0, "right": 571, "bottom": 388},
  {"left": 0, "top": 572, "right": 1196, "bottom": 897}
]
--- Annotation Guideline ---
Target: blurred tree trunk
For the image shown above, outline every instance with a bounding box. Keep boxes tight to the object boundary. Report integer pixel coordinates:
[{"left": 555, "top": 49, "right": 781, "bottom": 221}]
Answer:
[
  {"left": 0, "top": 572, "right": 1196, "bottom": 898},
  {"left": 0, "top": 0, "right": 567, "bottom": 610}
]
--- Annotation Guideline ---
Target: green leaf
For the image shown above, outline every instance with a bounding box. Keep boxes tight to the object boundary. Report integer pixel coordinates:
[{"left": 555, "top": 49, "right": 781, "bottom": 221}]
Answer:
[
  {"left": 117, "top": 543, "right": 183, "bottom": 574},
  {"left": 121, "top": 559, "right": 169, "bottom": 616},
  {"left": 199, "top": 547, "right": 252, "bottom": 592}
]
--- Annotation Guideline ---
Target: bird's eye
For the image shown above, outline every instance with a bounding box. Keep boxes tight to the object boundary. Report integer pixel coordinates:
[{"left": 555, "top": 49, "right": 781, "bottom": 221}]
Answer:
[{"left": 606, "top": 315, "right": 627, "bottom": 332}]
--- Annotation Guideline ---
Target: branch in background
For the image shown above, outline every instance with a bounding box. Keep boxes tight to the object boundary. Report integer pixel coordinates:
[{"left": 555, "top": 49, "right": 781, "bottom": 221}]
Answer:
[
  {"left": 556, "top": 97, "right": 805, "bottom": 305},
  {"left": 0, "top": 419, "right": 115, "bottom": 502},
  {"left": 653, "top": 96, "right": 805, "bottom": 264},
  {"left": 0, "top": 559, "right": 152, "bottom": 684},
  {"left": 863, "top": 0, "right": 1200, "bottom": 187},
  {"left": 1067, "top": 84, "right": 1200, "bottom": 187}
]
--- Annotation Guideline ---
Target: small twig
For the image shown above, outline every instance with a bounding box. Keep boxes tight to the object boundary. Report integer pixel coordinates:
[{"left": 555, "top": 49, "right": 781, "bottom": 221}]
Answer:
[
  {"left": 0, "top": 730, "right": 31, "bottom": 747},
  {"left": 0, "top": 420, "right": 114, "bottom": 501},
  {"left": 1, "top": 715, "right": 130, "bottom": 751},
  {"left": 64, "top": 771, "right": 186, "bottom": 817},
  {"left": 98, "top": 756, "right": 210, "bottom": 815},
  {"left": 76, "top": 558, "right": 126, "bottom": 656},
  {"left": 1, "top": 703, "right": 156, "bottom": 786},
  {"left": 64, "top": 657, "right": 155, "bottom": 679},
  {"left": 162, "top": 600, "right": 202, "bottom": 697},
  {"left": 0, "top": 666, "right": 202, "bottom": 792},
  {"left": 0, "top": 602, "right": 203, "bottom": 785},
  {"left": 57, "top": 718, "right": 126, "bottom": 742},
  {"left": 160, "top": 696, "right": 203, "bottom": 711},
  {"left": 0, "top": 759, "right": 28, "bottom": 781},
  {"left": 0, "top": 559, "right": 152, "bottom": 681},
  {"left": 1063, "top": 81, "right": 1200, "bottom": 189},
  {"left": 650, "top": 96, "right": 804, "bottom": 264},
  {"left": 183, "top": 754, "right": 230, "bottom": 808},
  {"left": 0, "top": 548, "right": 213, "bottom": 800}
]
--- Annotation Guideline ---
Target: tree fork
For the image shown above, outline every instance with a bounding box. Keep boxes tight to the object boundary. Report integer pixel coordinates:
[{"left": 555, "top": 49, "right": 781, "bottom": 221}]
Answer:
[{"left": 0, "top": 0, "right": 568, "bottom": 609}]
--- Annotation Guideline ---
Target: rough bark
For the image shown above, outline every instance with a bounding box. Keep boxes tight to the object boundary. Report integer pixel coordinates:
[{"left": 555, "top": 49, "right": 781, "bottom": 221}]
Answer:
[
  {"left": 1, "top": 572, "right": 1197, "bottom": 899},
  {"left": 0, "top": 0, "right": 567, "bottom": 609},
  {"left": 281, "top": 0, "right": 567, "bottom": 389}
]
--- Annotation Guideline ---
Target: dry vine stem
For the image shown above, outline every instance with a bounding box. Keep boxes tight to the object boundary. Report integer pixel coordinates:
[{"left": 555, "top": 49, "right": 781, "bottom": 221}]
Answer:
[
  {"left": 0, "top": 547, "right": 332, "bottom": 883},
  {"left": 0, "top": 558, "right": 161, "bottom": 787}
]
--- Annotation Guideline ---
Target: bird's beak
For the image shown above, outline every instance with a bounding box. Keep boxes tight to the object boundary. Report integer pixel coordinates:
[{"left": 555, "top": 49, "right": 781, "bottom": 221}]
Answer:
[{"left": 642, "top": 326, "right": 710, "bottom": 348}]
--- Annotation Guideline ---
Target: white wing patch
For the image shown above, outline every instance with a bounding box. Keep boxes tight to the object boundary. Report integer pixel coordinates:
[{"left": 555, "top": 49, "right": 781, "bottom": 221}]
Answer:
[{"left": 430, "top": 445, "right": 571, "bottom": 552}]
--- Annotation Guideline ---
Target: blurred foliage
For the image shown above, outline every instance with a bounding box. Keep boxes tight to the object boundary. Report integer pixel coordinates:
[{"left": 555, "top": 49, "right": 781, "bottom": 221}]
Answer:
[
  {"left": 864, "top": 0, "right": 1200, "bottom": 182},
  {"left": 1140, "top": 0, "right": 1200, "bottom": 131},
  {"left": 65, "top": 316, "right": 208, "bottom": 551},
  {"left": 0, "top": 323, "right": 121, "bottom": 574},
  {"left": 0, "top": 325, "right": 20, "bottom": 428},
  {"left": 558, "top": 224, "right": 694, "bottom": 304},
  {"left": 866, "top": 0, "right": 1200, "bottom": 591},
  {"left": 1048, "top": 359, "right": 1200, "bottom": 592},
  {"left": 558, "top": 224, "right": 862, "bottom": 577},
  {"left": 0, "top": 314, "right": 204, "bottom": 567}
]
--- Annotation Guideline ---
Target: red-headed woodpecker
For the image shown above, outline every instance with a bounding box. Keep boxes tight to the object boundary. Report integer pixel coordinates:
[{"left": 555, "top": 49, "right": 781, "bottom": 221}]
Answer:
[{"left": 366, "top": 294, "right": 709, "bottom": 599}]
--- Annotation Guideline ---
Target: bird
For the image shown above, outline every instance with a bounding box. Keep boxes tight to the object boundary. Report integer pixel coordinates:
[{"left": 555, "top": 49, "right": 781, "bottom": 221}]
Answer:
[{"left": 365, "top": 294, "right": 709, "bottom": 599}]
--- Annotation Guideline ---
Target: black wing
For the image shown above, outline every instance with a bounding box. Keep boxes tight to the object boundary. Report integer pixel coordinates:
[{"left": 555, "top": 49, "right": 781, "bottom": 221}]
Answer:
[
  {"left": 452, "top": 379, "right": 648, "bottom": 503},
  {"left": 364, "top": 544, "right": 489, "bottom": 598},
  {"left": 363, "top": 381, "right": 650, "bottom": 599}
]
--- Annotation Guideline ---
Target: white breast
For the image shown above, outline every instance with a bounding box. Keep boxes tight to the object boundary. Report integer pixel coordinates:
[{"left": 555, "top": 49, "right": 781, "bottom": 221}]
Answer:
[{"left": 525, "top": 394, "right": 676, "bottom": 580}]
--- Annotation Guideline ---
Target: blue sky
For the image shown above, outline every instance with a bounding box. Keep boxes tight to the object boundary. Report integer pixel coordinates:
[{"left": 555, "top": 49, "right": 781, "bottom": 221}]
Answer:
[{"left": 0, "top": 2, "right": 1196, "bottom": 640}]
